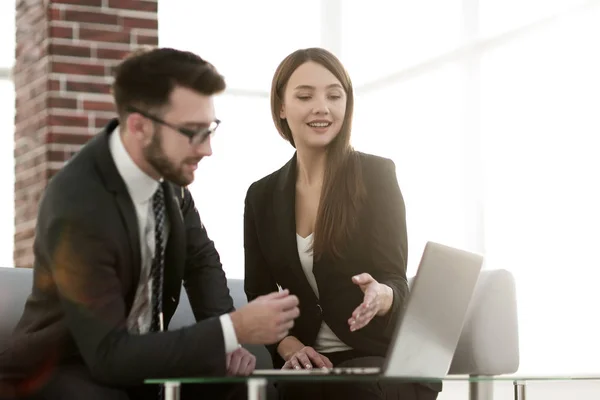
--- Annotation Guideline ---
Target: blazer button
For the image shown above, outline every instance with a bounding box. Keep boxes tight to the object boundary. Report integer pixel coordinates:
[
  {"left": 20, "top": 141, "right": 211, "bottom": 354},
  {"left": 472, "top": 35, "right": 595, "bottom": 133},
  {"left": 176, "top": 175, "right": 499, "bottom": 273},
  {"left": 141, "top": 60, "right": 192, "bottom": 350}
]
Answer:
[{"left": 316, "top": 304, "right": 323, "bottom": 316}]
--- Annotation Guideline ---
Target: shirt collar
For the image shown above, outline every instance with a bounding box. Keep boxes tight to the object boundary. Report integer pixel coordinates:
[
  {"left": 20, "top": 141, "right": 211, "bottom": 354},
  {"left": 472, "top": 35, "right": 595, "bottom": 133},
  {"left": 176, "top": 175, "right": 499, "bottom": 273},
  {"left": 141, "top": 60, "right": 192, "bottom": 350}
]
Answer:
[{"left": 109, "top": 126, "right": 160, "bottom": 205}]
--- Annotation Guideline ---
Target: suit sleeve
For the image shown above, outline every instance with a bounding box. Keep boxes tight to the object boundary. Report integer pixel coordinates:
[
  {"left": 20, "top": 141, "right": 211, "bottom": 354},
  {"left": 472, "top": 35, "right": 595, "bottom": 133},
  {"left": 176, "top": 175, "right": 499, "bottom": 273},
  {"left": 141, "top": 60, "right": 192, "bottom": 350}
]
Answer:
[
  {"left": 45, "top": 214, "right": 227, "bottom": 386},
  {"left": 242, "top": 186, "right": 284, "bottom": 367},
  {"left": 179, "top": 187, "right": 235, "bottom": 320},
  {"left": 367, "top": 158, "right": 409, "bottom": 337}
]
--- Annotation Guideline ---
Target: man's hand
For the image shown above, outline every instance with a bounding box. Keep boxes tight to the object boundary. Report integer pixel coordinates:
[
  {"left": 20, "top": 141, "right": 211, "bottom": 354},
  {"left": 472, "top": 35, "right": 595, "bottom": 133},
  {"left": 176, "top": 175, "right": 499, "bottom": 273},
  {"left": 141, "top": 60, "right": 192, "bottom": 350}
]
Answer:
[
  {"left": 282, "top": 346, "right": 333, "bottom": 370},
  {"left": 230, "top": 289, "right": 300, "bottom": 344},
  {"left": 348, "top": 273, "right": 394, "bottom": 332},
  {"left": 226, "top": 347, "right": 256, "bottom": 376}
]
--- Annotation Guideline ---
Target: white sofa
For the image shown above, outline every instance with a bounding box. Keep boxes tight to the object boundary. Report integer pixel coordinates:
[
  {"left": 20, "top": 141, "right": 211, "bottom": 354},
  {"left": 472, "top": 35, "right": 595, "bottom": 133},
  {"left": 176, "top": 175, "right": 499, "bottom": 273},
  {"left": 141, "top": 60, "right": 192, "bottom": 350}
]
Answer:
[{"left": 0, "top": 267, "right": 519, "bottom": 400}]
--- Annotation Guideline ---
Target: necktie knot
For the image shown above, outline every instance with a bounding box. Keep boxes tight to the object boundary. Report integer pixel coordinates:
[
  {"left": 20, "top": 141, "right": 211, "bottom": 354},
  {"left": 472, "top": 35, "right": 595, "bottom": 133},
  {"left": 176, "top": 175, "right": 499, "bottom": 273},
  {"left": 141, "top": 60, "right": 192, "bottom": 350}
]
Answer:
[{"left": 153, "top": 184, "right": 165, "bottom": 209}]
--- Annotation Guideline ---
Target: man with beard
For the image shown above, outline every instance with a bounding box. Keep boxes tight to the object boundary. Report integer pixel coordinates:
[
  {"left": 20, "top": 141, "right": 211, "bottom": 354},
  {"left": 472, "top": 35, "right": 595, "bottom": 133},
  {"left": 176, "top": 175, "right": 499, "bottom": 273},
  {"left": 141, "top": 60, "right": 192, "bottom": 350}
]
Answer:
[{"left": 0, "top": 48, "right": 299, "bottom": 399}]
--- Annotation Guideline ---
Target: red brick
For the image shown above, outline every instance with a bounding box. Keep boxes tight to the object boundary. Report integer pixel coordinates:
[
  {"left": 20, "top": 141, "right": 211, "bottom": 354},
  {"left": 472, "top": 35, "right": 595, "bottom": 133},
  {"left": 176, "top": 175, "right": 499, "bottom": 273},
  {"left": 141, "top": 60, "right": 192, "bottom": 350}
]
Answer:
[
  {"left": 96, "top": 48, "right": 131, "bottom": 60},
  {"left": 52, "top": 62, "right": 106, "bottom": 76},
  {"left": 49, "top": 43, "right": 92, "bottom": 58},
  {"left": 54, "top": 0, "right": 103, "bottom": 6},
  {"left": 66, "top": 80, "right": 110, "bottom": 94},
  {"left": 108, "top": 0, "right": 157, "bottom": 12},
  {"left": 14, "top": 228, "right": 35, "bottom": 243},
  {"left": 49, "top": 26, "right": 74, "bottom": 40},
  {"left": 16, "top": 171, "right": 48, "bottom": 192},
  {"left": 14, "top": 152, "right": 46, "bottom": 175},
  {"left": 14, "top": 0, "right": 158, "bottom": 268},
  {"left": 48, "top": 150, "right": 74, "bottom": 163},
  {"left": 48, "top": 7, "right": 62, "bottom": 21},
  {"left": 82, "top": 100, "right": 115, "bottom": 112},
  {"left": 79, "top": 27, "right": 131, "bottom": 43},
  {"left": 47, "top": 131, "right": 94, "bottom": 145},
  {"left": 48, "top": 97, "right": 78, "bottom": 109},
  {"left": 48, "top": 114, "right": 90, "bottom": 128},
  {"left": 15, "top": 166, "right": 47, "bottom": 186},
  {"left": 121, "top": 17, "right": 157, "bottom": 30},
  {"left": 135, "top": 33, "right": 157, "bottom": 46},
  {"left": 64, "top": 10, "right": 119, "bottom": 25},
  {"left": 95, "top": 117, "right": 116, "bottom": 128},
  {"left": 49, "top": 79, "right": 61, "bottom": 91},
  {"left": 17, "top": 98, "right": 48, "bottom": 118},
  {"left": 47, "top": 168, "right": 62, "bottom": 180}
]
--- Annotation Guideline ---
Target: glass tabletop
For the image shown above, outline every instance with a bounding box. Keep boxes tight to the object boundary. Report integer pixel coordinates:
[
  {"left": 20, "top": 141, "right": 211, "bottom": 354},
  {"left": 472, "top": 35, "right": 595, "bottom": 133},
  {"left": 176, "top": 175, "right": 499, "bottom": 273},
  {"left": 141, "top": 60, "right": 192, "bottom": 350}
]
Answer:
[{"left": 145, "top": 373, "right": 600, "bottom": 385}]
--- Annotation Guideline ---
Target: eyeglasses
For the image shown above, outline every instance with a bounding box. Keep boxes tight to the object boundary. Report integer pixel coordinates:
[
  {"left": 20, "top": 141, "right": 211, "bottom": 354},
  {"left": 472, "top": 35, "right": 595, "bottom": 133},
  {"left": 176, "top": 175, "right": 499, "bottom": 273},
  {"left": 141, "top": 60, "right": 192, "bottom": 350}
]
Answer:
[{"left": 127, "top": 106, "right": 220, "bottom": 145}]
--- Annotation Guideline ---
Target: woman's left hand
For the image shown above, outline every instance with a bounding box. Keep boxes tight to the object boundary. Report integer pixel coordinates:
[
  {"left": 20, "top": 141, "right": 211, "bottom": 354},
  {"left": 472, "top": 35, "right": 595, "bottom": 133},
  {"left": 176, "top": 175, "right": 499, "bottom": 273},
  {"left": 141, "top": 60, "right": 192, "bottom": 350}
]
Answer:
[{"left": 348, "top": 273, "right": 394, "bottom": 332}]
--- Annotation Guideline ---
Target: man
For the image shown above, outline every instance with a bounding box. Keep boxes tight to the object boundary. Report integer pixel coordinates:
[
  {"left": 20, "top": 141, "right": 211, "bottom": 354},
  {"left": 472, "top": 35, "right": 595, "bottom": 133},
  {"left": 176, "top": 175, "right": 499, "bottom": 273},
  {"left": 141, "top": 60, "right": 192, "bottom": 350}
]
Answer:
[{"left": 0, "top": 48, "right": 299, "bottom": 399}]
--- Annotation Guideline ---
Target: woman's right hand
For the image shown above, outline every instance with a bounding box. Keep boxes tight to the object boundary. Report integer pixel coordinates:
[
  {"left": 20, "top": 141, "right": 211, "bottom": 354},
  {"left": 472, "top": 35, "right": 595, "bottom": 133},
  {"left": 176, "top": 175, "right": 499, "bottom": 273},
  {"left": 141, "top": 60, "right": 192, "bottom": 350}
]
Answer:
[{"left": 282, "top": 346, "right": 333, "bottom": 370}]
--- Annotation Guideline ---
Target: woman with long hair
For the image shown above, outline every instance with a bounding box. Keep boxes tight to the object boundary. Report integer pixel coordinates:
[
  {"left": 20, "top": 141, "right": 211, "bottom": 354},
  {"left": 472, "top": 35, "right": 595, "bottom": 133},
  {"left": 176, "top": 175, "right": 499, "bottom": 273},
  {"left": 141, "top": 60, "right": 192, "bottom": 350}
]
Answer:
[{"left": 243, "top": 48, "right": 439, "bottom": 400}]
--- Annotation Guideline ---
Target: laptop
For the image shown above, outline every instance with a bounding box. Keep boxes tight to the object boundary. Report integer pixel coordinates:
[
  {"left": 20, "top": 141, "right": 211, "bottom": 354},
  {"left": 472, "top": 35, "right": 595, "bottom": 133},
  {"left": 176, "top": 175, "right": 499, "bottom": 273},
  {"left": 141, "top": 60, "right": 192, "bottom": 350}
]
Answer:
[{"left": 253, "top": 241, "right": 484, "bottom": 378}]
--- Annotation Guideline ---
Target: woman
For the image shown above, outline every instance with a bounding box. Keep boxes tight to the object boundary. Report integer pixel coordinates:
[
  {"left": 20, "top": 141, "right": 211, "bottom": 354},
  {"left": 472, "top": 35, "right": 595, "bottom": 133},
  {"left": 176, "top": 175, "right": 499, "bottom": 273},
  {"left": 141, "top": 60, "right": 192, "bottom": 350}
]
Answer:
[{"left": 244, "top": 48, "right": 439, "bottom": 400}]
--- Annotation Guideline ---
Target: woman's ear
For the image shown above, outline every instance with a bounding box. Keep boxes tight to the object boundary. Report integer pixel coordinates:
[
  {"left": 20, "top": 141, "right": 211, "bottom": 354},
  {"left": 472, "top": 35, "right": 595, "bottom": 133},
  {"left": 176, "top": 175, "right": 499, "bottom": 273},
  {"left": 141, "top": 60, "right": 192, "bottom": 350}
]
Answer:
[{"left": 279, "top": 104, "right": 286, "bottom": 119}]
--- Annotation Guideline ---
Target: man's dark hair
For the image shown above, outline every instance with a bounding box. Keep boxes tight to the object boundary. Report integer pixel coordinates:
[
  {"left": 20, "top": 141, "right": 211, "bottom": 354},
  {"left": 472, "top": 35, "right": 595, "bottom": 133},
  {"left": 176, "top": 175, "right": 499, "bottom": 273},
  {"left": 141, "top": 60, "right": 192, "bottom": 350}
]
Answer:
[{"left": 112, "top": 47, "right": 226, "bottom": 117}]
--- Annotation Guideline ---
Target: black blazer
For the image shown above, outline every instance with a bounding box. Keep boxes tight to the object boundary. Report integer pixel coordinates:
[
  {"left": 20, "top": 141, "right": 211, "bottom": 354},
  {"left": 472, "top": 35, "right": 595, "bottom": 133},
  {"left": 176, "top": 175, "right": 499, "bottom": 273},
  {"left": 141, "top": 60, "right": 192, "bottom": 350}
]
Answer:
[
  {"left": 244, "top": 152, "right": 409, "bottom": 369},
  {"left": 0, "top": 119, "right": 234, "bottom": 386}
]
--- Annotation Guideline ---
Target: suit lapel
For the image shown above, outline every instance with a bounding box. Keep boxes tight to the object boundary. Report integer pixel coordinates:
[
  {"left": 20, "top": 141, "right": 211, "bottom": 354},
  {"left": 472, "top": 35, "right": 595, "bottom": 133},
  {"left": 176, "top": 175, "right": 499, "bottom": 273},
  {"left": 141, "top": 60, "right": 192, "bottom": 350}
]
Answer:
[
  {"left": 274, "top": 155, "right": 318, "bottom": 296},
  {"left": 93, "top": 119, "right": 142, "bottom": 288},
  {"left": 115, "top": 193, "right": 142, "bottom": 287},
  {"left": 163, "top": 183, "right": 186, "bottom": 299},
  {"left": 93, "top": 121, "right": 185, "bottom": 301}
]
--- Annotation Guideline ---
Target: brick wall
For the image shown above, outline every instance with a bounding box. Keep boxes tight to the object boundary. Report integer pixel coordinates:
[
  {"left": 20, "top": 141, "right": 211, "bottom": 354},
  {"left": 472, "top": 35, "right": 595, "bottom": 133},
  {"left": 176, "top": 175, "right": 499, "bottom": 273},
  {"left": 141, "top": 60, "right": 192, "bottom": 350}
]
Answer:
[{"left": 14, "top": 0, "right": 158, "bottom": 268}]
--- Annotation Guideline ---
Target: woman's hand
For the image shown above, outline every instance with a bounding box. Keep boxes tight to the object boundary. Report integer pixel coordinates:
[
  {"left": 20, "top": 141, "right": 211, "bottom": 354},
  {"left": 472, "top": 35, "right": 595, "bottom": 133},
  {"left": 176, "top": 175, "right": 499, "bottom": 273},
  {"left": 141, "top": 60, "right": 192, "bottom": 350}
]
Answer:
[
  {"left": 282, "top": 346, "right": 333, "bottom": 370},
  {"left": 348, "top": 273, "right": 394, "bottom": 331}
]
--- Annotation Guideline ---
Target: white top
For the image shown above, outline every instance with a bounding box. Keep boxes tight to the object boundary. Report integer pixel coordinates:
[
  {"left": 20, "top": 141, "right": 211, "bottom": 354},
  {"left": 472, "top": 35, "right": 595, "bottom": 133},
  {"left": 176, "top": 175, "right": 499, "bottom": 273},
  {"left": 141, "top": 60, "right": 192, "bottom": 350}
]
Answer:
[
  {"left": 109, "top": 128, "right": 238, "bottom": 352},
  {"left": 296, "top": 233, "right": 352, "bottom": 353}
]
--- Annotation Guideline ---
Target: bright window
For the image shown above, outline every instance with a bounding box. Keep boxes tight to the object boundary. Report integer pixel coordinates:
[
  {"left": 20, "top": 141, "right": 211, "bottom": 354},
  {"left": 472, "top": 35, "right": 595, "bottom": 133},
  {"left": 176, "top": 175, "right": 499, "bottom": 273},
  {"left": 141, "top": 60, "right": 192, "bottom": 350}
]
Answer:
[
  {"left": 159, "top": 0, "right": 322, "bottom": 92},
  {"left": 187, "top": 94, "right": 294, "bottom": 277},
  {"left": 341, "top": 1, "right": 464, "bottom": 86},
  {"left": 479, "top": 0, "right": 590, "bottom": 36},
  {"left": 480, "top": 5, "right": 600, "bottom": 373},
  {"left": 0, "top": 0, "right": 15, "bottom": 69},
  {"left": 158, "top": 0, "right": 600, "bottom": 375},
  {"left": 353, "top": 62, "right": 471, "bottom": 276}
]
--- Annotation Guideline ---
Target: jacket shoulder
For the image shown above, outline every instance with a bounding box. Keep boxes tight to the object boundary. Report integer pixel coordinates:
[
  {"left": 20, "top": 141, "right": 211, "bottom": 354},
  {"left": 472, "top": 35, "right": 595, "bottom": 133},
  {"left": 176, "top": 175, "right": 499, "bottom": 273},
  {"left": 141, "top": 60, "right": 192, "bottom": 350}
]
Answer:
[
  {"left": 40, "top": 150, "right": 115, "bottom": 232},
  {"left": 356, "top": 151, "right": 395, "bottom": 169},
  {"left": 354, "top": 151, "right": 397, "bottom": 182},
  {"left": 245, "top": 163, "right": 288, "bottom": 204}
]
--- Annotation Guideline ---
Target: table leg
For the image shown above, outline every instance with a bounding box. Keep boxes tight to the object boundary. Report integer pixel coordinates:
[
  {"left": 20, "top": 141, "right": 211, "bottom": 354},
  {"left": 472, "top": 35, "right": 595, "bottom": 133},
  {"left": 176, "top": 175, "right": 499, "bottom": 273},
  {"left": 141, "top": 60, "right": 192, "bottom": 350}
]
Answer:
[
  {"left": 513, "top": 380, "right": 526, "bottom": 400},
  {"left": 469, "top": 379, "right": 494, "bottom": 400},
  {"left": 164, "top": 382, "right": 181, "bottom": 400},
  {"left": 247, "top": 377, "right": 268, "bottom": 400}
]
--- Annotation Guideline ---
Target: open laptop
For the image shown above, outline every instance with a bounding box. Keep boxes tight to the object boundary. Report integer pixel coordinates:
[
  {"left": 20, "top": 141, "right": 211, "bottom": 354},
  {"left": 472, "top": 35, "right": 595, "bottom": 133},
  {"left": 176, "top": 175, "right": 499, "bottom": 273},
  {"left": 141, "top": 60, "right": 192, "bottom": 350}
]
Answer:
[{"left": 253, "top": 241, "right": 483, "bottom": 378}]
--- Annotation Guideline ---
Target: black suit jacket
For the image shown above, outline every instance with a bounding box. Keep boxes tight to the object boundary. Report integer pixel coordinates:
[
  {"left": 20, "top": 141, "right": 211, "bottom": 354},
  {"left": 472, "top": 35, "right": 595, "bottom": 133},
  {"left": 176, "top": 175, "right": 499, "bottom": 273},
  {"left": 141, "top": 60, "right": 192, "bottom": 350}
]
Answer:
[
  {"left": 244, "top": 152, "right": 409, "bottom": 369},
  {"left": 0, "top": 119, "right": 234, "bottom": 386}
]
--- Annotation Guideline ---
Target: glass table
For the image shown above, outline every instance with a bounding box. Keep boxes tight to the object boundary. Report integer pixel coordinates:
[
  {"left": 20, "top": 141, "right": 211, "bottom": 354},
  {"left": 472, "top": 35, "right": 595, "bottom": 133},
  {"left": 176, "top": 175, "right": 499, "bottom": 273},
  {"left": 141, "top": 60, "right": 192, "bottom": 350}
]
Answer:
[{"left": 146, "top": 372, "right": 600, "bottom": 400}]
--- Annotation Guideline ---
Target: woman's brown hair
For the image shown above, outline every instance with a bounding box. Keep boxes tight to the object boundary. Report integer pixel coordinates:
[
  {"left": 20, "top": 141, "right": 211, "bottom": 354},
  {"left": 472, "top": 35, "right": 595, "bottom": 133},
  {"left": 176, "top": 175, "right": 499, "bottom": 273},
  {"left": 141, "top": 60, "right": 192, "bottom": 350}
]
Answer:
[{"left": 271, "top": 48, "right": 365, "bottom": 261}]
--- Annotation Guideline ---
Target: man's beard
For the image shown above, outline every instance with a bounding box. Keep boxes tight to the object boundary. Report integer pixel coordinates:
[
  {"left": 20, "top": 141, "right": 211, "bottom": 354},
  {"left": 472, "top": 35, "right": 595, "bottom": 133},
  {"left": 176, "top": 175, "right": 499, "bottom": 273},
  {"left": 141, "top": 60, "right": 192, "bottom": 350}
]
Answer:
[{"left": 143, "top": 127, "right": 201, "bottom": 186}]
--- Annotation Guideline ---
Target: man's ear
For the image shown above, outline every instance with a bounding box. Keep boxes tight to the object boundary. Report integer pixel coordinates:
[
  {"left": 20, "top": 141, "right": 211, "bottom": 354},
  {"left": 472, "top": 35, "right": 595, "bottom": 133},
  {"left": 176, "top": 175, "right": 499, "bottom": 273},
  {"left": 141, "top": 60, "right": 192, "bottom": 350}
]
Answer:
[{"left": 126, "top": 113, "right": 152, "bottom": 145}]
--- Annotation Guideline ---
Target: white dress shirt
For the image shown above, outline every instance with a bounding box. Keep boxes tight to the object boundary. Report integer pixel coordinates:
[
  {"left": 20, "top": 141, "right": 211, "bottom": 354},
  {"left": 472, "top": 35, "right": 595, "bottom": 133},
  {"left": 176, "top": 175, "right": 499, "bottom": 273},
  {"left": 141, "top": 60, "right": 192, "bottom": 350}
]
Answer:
[
  {"left": 109, "top": 128, "right": 239, "bottom": 353},
  {"left": 296, "top": 233, "right": 352, "bottom": 353}
]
